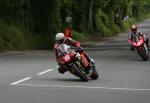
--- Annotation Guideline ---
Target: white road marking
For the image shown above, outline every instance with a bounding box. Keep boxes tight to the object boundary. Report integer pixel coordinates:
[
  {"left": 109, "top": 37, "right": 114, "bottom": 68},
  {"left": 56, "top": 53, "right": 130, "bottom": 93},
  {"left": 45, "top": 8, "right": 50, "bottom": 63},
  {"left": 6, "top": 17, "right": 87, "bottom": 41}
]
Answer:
[
  {"left": 10, "top": 66, "right": 57, "bottom": 85},
  {"left": 37, "top": 69, "right": 54, "bottom": 75},
  {"left": 10, "top": 77, "right": 32, "bottom": 85},
  {"left": 12, "top": 83, "right": 150, "bottom": 91}
]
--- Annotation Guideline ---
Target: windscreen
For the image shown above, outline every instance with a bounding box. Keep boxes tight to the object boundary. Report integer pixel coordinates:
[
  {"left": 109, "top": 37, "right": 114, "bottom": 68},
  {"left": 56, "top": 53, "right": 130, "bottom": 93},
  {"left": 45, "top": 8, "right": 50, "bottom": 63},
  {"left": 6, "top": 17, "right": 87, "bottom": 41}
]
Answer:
[{"left": 56, "top": 44, "right": 70, "bottom": 56}]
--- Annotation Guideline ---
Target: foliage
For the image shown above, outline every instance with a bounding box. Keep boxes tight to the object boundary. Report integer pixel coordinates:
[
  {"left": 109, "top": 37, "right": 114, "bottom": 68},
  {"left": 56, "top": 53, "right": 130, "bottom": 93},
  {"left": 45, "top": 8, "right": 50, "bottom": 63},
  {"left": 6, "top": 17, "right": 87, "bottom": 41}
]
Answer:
[
  {"left": 1, "top": 0, "right": 150, "bottom": 50},
  {"left": 0, "top": 18, "right": 40, "bottom": 51},
  {"left": 73, "top": 30, "right": 88, "bottom": 42},
  {"left": 48, "top": 0, "right": 62, "bottom": 47}
]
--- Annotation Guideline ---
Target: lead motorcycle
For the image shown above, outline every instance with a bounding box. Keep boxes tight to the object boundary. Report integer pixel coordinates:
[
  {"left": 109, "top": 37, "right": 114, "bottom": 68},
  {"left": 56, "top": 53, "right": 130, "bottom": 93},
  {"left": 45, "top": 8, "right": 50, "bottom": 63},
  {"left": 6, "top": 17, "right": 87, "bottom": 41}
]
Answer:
[
  {"left": 128, "top": 35, "right": 149, "bottom": 61},
  {"left": 55, "top": 44, "right": 99, "bottom": 82}
]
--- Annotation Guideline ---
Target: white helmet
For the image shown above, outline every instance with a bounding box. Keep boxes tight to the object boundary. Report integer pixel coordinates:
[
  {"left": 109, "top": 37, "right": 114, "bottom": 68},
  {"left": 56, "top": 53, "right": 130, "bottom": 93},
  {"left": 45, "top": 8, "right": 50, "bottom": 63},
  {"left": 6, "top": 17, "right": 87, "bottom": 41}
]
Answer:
[{"left": 55, "top": 33, "right": 65, "bottom": 43}]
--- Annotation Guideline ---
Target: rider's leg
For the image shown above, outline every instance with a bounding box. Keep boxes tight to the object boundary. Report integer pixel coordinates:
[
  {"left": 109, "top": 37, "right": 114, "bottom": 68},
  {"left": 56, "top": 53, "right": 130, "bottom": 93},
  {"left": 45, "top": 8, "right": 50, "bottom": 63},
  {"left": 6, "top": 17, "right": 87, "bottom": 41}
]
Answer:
[
  {"left": 130, "top": 44, "right": 135, "bottom": 51},
  {"left": 130, "top": 35, "right": 135, "bottom": 50}
]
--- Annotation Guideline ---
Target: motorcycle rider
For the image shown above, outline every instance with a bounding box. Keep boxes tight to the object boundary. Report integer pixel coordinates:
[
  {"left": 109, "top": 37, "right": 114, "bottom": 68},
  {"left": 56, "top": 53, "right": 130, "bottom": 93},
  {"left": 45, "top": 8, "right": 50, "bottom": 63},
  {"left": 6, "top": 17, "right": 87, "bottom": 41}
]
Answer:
[
  {"left": 128, "top": 24, "right": 149, "bottom": 50},
  {"left": 54, "top": 33, "right": 94, "bottom": 74},
  {"left": 64, "top": 27, "right": 72, "bottom": 38}
]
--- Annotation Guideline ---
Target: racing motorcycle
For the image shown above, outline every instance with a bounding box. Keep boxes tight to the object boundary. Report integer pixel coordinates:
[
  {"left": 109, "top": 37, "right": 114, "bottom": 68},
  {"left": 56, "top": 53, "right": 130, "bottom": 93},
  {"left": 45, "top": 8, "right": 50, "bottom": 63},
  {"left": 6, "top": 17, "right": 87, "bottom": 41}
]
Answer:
[
  {"left": 128, "top": 35, "right": 149, "bottom": 61},
  {"left": 55, "top": 44, "right": 99, "bottom": 82}
]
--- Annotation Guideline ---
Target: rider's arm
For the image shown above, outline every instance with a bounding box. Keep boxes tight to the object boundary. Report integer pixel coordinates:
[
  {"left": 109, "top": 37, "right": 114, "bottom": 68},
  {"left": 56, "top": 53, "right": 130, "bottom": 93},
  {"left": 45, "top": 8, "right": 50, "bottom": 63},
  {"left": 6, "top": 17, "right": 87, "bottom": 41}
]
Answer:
[
  {"left": 139, "top": 32, "right": 146, "bottom": 41},
  {"left": 128, "top": 32, "right": 131, "bottom": 38},
  {"left": 128, "top": 32, "right": 132, "bottom": 40},
  {"left": 53, "top": 43, "right": 60, "bottom": 64}
]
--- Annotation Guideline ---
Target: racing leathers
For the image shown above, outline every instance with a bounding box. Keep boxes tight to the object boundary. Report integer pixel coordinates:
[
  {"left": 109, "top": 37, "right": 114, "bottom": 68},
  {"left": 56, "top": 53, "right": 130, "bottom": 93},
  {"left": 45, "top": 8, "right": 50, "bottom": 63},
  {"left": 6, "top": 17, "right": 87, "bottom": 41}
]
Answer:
[{"left": 128, "top": 31, "right": 149, "bottom": 50}]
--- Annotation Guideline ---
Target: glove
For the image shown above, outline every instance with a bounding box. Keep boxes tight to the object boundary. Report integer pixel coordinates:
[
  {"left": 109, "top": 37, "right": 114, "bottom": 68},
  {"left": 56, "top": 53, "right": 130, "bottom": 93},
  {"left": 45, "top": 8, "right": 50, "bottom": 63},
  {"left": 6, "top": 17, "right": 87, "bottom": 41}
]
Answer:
[{"left": 76, "top": 47, "right": 83, "bottom": 52}]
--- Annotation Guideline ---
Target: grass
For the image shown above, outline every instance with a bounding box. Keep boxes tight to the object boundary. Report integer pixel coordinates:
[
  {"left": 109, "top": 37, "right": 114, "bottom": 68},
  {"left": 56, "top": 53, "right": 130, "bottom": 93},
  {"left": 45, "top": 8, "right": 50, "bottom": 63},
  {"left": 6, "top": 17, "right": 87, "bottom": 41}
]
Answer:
[{"left": 0, "top": 19, "right": 41, "bottom": 52}]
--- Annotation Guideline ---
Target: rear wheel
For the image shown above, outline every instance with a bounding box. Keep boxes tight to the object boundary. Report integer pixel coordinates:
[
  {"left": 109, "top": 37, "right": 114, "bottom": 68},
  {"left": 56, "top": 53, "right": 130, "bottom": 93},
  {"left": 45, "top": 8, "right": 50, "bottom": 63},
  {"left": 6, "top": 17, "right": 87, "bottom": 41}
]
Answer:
[{"left": 71, "top": 63, "right": 89, "bottom": 82}]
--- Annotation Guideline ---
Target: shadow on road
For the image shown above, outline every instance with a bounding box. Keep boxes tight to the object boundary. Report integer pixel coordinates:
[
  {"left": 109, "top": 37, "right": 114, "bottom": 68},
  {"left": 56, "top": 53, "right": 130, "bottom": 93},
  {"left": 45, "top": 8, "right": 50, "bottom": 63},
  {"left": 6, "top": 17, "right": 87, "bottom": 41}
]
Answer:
[{"left": 39, "top": 77, "right": 85, "bottom": 83}]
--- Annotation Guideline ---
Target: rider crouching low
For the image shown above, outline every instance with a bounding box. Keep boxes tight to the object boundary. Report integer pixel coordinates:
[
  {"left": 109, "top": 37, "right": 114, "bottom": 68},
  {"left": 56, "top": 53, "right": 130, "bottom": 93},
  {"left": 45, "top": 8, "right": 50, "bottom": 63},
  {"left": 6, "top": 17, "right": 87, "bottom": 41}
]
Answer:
[
  {"left": 54, "top": 33, "right": 94, "bottom": 74},
  {"left": 128, "top": 25, "right": 149, "bottom": 50}
]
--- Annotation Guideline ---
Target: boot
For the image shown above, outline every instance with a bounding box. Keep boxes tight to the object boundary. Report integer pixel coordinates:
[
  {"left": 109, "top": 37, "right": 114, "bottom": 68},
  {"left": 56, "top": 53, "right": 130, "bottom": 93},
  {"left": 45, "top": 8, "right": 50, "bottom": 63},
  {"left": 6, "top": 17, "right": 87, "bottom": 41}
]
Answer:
[{"left": 58, "top": 66, "right": 67, "bottom": 74}]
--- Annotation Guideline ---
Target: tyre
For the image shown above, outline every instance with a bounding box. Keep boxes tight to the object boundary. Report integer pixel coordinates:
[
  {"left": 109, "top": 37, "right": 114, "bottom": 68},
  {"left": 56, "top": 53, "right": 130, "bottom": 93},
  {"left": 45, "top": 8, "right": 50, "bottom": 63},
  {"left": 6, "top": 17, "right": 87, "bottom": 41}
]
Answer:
[
  {"left": 130, "top": 45, "right": 135, "bottom": 51},
  {"left": 139, "top": 47, "right": 149, "bottom": 61},
  {"left": 142, "top": 54, "right": 148, "bottom": 61},
  {"left": 90, "top": 68, "right": 99, "bottom": 80},
  {"left": 72, "top": 63, "right": 89, "bottom": 82},
  {"left": 144, "top": 56, "right": 149, "bottom": 61}
]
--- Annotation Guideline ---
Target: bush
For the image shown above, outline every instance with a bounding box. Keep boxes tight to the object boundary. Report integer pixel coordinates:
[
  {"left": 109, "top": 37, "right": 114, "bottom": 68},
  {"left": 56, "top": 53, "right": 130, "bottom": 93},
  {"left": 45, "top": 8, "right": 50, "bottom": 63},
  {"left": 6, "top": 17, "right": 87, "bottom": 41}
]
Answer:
[
  {"left": 110, "top": 24, "right": 121, "bottom": 36},
  {"left": 95, "top": 9, "right": 121, "bottom": 37},
  {"left": 0, "top": 36, "right": 4, "bottom": 52},
  {"left": 0, "top": 18, "right": 40, "bottom": 51},
  {"left": 0, "top": 21, "right": 9, "bottom": 51},
  {"left": 73, "top": 30, "right": 88, "bottom": 42},
  {"left": 6, "top": 25, "right": 27, "bottom": 49},
  {"left": 123, "top": 18, "right": 136, "bottom": 31}
]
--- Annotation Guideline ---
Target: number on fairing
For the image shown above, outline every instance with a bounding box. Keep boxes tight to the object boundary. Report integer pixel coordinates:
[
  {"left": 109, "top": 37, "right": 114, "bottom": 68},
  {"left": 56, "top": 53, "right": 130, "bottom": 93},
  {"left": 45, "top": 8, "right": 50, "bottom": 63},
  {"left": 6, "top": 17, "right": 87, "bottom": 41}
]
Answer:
[{"left": 65, "top": 55, "right": 70, "bottom": 61}]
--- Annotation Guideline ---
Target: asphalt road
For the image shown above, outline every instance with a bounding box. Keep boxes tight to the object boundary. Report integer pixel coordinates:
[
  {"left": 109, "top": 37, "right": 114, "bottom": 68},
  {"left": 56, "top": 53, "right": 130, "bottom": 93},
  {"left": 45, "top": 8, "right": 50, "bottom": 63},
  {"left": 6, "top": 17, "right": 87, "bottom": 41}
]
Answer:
[{"left": 0, "top": 19, "right": 150, "bottom": 103}]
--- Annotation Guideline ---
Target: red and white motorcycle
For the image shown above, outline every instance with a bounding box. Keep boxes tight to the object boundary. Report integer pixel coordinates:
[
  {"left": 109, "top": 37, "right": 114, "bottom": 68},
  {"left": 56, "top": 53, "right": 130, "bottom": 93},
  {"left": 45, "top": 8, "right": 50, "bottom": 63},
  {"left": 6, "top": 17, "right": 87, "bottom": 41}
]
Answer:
[
  {"left": 55, "top": 44, "right": 99, "bottom": 81},
  {"left": 128, "top": 35, "right": 149, "bottom": 61}
]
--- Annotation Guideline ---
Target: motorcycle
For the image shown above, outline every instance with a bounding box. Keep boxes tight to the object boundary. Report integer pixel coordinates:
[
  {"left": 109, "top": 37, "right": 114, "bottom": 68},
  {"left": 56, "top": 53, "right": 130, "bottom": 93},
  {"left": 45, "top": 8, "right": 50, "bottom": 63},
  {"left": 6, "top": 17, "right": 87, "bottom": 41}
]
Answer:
[
  {"left": 55, "top": 44, "right": 99, "bottom": 82},
  {"left": 128, "top": 35, "right": 149, "bottom": 61}
]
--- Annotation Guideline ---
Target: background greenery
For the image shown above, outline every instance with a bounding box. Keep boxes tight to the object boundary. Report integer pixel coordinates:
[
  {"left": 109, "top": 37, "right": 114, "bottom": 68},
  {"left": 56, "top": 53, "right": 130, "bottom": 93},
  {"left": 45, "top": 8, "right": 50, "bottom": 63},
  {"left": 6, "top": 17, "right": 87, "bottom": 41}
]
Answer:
[{"left": 1, "top": 0, "right": 150, "bottom": 51}]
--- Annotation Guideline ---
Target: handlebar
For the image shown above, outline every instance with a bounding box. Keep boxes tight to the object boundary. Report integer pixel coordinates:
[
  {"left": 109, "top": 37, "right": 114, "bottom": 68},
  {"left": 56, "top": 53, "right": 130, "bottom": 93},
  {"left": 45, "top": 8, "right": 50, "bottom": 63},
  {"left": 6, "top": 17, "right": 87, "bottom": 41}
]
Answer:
[{"left": 70, "top": 46, "right": 83, "bottom": 52}]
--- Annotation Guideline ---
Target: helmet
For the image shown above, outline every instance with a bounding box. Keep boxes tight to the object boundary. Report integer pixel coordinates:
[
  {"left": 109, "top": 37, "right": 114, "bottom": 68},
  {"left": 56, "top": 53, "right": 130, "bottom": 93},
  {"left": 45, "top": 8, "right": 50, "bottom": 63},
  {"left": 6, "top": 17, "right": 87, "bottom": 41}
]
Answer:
[
  {"left": 131, "top": 25, "right": 137, "bottom": 32},
  {"left": 55, "top": 33, "right": 65, "bottom": 43},
  {"left": 131, "top": 25, "right": 137, "bottom": 34}
]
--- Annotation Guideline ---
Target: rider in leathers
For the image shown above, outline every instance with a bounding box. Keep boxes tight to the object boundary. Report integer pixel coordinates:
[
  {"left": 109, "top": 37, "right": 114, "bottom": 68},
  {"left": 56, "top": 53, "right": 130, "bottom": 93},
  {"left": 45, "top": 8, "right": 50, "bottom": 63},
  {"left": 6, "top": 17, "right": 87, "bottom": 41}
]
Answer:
[
  {"left": 128, "top": 25, "right": 149, "bottom": 50},
  {"left": 54, "top": 33, "right": 94, "bottom": 74}
]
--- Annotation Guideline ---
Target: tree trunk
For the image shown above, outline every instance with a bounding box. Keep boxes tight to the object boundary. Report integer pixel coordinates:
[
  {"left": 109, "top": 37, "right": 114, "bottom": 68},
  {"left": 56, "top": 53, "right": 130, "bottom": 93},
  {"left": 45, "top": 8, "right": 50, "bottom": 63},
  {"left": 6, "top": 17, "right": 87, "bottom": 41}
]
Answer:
[{"left": 88, "top": 0, "right": 93, "bottom": 31}]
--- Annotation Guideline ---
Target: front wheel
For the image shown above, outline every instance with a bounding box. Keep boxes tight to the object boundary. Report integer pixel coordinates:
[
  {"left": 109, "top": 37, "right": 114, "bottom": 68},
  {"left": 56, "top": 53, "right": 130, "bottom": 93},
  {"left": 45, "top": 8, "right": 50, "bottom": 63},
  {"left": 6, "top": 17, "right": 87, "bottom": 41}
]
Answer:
[
  {"left": 130, "top": 45, "right": 135, "bottom": 51},
  {"left": 90, "top": 68, "right": 99, "bottom": 80},
  {"left": 138, "top": 46, "right": 148, "bottom": 61}
]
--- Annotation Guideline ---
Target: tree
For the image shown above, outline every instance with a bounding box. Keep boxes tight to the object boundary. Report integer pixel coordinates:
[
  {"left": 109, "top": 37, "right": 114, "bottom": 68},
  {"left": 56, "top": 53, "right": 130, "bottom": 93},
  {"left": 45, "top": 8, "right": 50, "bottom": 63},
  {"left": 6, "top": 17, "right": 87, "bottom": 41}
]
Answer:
[
  {"left": 48, "top": 0, "right": 62, "bottom": 47},
  {"left": 7, "top": 0, "right": 32, "bottom": 28},
  {"left": 71, "top": 0, "right": 88, "bottom": 33},
  {"left": 88, "top": 0, "right": 94, "bottom": 31}
]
